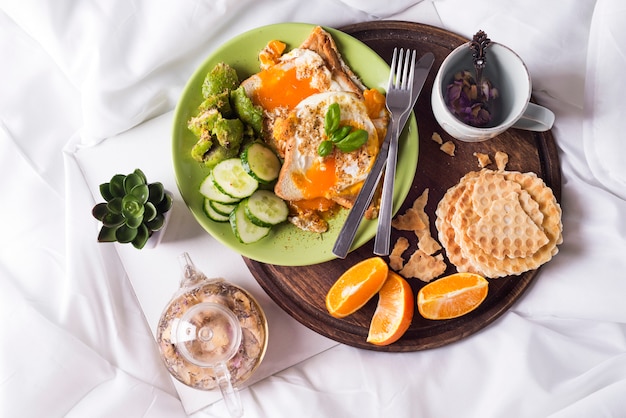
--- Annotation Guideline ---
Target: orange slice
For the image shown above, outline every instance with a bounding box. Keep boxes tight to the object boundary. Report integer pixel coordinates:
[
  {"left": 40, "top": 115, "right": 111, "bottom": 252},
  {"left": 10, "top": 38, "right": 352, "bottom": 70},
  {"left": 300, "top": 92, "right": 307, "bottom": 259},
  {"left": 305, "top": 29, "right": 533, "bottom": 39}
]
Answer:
[
  {"left": 367, "top": 271, "right": 414, "bottom": 346},
  {"left": 417, "top": 272, "right": 489, "bottom": 320},
  {"left": 325, "top": 257, "right": 388, "bottom": 318}
]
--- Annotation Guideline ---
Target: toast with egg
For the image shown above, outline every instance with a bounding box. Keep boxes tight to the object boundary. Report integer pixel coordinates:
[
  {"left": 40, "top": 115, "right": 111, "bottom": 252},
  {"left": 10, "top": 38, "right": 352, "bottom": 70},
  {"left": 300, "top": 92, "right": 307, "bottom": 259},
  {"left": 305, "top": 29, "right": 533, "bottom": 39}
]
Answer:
[
  {"left": 241, "top": 26, "right": 374, "bottom": 156},
  {"left": 241, "top": 26, "right": 389, "bottom": 232}
]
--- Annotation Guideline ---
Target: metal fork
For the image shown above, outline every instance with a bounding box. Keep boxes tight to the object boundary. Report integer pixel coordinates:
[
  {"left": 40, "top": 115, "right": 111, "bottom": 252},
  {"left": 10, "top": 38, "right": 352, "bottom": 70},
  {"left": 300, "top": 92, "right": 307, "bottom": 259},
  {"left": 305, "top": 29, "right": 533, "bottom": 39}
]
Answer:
[
  {"left": 332, "top": 48, "right": 417, "bottom": 258},
  {"left": 373, "top": 48, "right": 417, "bottom": 256}
]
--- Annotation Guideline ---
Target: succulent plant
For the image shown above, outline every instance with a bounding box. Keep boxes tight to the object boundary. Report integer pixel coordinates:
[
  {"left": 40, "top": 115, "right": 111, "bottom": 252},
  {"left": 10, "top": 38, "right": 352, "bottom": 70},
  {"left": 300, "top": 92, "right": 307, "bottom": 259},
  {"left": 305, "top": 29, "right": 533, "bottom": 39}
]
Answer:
[{"left": 92, "top": 169, "right": 173, "bottom": 249}]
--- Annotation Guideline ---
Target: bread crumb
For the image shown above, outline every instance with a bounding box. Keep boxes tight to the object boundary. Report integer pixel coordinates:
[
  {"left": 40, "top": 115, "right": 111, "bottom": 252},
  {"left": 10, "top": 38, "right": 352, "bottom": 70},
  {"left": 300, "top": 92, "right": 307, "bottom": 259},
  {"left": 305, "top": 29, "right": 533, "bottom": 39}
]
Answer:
[
  {"left": 473, "top": 152, "right": 492, "bottom": 168},
  {"left": 440, "top": 141, "right": 455, "bottom": 156},
  {"left": 399, "top": 250, "right": 447, "bottom": 282},
  {"left": 495, "top": 151, "right": 509, "bottom": 171},
  {"left": 389, "top": 237, "right": 410, "bottom": 271},
  {"left": 390, "top": 188, "right": 445, "bottom": 280},
  {"left": 391, "top": 208, "right": 426, "bottom": 231},
  {"left": 431, "top": 132, "right": 443, "bottom": 144}
]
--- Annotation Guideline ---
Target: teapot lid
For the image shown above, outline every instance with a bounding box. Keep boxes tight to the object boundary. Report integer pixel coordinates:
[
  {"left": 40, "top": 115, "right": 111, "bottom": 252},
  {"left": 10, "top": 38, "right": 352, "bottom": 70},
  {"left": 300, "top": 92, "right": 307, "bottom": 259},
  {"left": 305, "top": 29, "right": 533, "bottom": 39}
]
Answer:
[{"left": 174, "top": 302, "right": 242, "bottom": 367}]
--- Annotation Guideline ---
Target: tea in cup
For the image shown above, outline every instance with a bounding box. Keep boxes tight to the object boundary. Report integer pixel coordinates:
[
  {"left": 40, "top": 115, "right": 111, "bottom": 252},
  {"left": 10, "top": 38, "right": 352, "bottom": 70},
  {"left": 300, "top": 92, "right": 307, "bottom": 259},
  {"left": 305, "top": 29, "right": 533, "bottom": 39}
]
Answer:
[{"left": 431, "top": 41, "right": 554, "bottom": 142}]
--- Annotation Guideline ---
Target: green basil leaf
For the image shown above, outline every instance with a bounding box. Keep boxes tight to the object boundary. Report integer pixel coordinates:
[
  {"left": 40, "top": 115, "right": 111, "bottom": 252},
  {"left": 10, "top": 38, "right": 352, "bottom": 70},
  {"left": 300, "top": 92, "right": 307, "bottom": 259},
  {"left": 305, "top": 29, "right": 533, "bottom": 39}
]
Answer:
[
  {"left": 330, "top": 126, "right": 351, "bottom": 143},
  {"left": 335, "top": 129, "right": 369, "bottom": 152},
  {"left": 324, "top": 102, "right": 340, "bottom": 135},
  {"left": 317, "top": 140, "right": 334, "bottom": 157}
]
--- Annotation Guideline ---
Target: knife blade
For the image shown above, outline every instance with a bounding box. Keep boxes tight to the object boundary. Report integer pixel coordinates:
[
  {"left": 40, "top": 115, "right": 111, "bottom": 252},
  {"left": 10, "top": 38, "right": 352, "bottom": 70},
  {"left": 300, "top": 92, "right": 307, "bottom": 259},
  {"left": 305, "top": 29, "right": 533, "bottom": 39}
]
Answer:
[{"left": 332, "top": 52, "right": 435, "bottom": 259}]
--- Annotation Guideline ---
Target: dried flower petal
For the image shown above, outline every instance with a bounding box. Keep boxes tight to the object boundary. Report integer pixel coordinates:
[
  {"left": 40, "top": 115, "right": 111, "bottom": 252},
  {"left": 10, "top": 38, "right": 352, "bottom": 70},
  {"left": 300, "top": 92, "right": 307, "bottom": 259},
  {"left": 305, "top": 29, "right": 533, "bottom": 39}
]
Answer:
[{"left": 445, "top": 71, "right": 498, "bottom": 127}]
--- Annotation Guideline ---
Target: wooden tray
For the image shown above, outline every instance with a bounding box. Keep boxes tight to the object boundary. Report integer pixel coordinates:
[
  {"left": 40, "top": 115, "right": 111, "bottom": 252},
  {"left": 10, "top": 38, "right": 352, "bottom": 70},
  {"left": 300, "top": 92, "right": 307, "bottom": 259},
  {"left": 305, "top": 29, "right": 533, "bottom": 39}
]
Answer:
[{"left": 243, "top": 21, "right": 561, "bottom": 352}]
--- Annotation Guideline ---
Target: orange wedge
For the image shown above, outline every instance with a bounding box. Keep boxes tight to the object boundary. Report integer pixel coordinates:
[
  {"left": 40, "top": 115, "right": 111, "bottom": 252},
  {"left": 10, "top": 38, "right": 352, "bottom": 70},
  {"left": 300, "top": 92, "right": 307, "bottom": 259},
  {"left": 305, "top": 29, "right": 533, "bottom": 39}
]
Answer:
[
  {"left": 367, "top": 271, "right": 414, "bottom": 346},
  {"left": 417, "top": 272, "right": 489, "bottom": 320},
  {"left": 325, "top": 257, "right": 388, "bottom": 318}
]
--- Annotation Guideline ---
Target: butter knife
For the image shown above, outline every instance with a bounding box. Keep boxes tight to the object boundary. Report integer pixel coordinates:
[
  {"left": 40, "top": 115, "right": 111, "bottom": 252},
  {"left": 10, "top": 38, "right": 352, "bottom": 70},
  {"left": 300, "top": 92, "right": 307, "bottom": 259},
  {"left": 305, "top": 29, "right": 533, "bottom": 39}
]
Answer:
[{"left": 332, "top": 52, "right": 435, "bottom": 259}]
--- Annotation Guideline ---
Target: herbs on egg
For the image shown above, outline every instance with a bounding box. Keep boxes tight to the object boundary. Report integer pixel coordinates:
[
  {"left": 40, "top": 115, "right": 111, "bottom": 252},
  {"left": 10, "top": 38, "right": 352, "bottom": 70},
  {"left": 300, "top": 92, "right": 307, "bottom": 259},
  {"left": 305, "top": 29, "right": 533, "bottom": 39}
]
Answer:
[{"left": 318, "top": 102, "right": 369, "bottom": 156}]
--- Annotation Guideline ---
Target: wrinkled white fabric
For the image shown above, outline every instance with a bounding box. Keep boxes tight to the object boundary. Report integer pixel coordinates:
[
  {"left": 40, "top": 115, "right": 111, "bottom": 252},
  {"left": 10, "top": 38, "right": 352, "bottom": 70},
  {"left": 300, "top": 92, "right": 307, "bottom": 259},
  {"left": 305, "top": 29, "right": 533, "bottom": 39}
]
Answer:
[
  {"left": 583, "top": 0, "right": 626, "bottom": 200},
  {"left": 2, "top": 0, "right": 626, "bottom": 417}
]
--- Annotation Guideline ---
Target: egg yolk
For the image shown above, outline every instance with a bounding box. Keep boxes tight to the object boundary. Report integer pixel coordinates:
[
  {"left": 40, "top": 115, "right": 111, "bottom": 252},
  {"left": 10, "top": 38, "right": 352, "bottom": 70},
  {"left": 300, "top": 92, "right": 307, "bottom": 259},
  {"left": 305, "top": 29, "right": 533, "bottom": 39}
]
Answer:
[
  {"left": 363, "top": 88, "right": 386, "bottom": 119},
  {"left": 292, "top": 157, "right": 337, "bottom": 201},
  {"left": 291, "top": 197, "right": 336, "bottom": 212},
  {"left": 252, "top": 66, "right": 321, "bottom": 112},
  {"left": 259, "top": 40, "right": 286, "bottom": 68}
]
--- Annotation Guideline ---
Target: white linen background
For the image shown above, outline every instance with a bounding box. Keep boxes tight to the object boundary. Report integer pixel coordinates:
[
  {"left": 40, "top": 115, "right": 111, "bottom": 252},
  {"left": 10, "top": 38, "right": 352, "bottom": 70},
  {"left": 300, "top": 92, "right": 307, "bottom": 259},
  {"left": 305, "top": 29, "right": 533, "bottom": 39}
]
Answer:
[{"left": 1, "top": 0, "right": 626, "bottom": 417}]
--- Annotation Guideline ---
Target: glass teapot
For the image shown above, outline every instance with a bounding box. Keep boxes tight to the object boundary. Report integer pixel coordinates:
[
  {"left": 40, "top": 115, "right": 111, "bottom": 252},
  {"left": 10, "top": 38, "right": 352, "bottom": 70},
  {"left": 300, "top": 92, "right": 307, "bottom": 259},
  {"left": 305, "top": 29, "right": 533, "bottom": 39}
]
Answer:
[{"left": 156, "top": 252, "right": 268, "bottom": 417}]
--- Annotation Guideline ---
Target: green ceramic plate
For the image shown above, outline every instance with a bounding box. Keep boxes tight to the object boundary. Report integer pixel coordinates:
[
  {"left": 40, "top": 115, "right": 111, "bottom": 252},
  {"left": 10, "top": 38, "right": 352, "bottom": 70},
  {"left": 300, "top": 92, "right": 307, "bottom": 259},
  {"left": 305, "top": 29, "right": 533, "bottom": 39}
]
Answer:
[{"left": 172, "top": 23, "right": 418, "bottom": 266}]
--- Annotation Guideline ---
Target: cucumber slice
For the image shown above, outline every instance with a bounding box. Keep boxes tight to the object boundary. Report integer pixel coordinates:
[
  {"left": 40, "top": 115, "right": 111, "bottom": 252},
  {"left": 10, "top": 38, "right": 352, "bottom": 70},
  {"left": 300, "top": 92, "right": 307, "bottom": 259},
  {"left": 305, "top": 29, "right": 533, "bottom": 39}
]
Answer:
[
  {"left": 229, "top": 202, "right": 271, "bottom": 244},
  {"left": 244, "top": 190, "right": 289, "bottom": 227},
  {"left": 209, "top": 200, "right": 238, "bottom": 217},
  {"left": 212, "top": 158, "right": 259, "bottom": 199},
  {"left": 199, "top": 173, "right": 240, "bottom": 204},
  {"left": 241, "top": 142, "right": 281, "bottom": 184},
  {"left": 203, "top": 198, "right": 229, "bottom": 222}
]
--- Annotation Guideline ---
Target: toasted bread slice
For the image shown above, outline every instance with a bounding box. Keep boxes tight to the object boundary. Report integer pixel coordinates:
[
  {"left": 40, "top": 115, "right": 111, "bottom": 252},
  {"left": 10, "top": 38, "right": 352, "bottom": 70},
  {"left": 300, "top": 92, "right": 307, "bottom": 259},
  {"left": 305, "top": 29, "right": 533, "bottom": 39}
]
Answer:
[{"left": 240, "top": 26, "right": 368, "bottom": 157}]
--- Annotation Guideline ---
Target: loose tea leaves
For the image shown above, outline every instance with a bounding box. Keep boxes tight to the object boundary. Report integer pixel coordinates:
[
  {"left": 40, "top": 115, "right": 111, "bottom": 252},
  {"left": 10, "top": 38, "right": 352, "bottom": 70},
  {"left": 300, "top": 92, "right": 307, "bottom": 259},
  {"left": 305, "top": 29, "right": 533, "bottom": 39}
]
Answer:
[{"left": 446, "top": 70, "right": 498, "bottom": 127}]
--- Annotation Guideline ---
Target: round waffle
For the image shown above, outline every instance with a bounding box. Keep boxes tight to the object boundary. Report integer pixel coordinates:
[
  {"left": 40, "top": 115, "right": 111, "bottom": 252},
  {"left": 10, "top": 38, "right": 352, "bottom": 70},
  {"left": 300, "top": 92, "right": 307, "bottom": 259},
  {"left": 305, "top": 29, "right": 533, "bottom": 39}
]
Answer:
[{"left": 435, "top": 169, "right": 562, "bottom": 278}]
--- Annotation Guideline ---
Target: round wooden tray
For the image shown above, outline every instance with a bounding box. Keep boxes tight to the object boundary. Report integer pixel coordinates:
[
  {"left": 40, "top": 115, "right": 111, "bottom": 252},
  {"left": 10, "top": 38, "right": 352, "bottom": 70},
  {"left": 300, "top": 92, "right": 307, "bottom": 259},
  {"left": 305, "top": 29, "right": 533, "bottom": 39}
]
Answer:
[{"left": 243, "top": 21, "right": 561, "bottom": 352}]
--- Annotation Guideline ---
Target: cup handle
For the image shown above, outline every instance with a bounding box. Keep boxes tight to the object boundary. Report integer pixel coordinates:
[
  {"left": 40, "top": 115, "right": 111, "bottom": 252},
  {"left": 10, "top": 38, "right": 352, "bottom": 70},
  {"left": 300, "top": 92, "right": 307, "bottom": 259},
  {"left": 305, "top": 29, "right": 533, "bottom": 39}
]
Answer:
[
  {"left": 512, "top": 102, "right": 555, "bottom": 132},
  {"left": 214, "top": 361, "right": 243, "bottom": 418}
]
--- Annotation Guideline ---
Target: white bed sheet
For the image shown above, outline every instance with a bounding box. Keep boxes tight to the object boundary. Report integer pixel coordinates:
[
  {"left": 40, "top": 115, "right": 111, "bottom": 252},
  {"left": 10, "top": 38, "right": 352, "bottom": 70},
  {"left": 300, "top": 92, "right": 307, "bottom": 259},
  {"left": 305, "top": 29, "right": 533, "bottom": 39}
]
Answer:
[{"left": 2, "top": 0, "right": 626, "bottom": 417}]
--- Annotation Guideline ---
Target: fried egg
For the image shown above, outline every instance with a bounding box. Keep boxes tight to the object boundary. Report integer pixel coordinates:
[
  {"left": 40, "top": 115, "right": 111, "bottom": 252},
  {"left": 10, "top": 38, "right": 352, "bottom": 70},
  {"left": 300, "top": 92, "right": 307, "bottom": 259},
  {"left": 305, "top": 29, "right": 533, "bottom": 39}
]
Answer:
[
  {"left": 241, "top": 47, "right": 365, "bottom": 156},
  {"left": 240, "top": 26, "right": 389, "bottom": 232},
  {"left": 273, "top": 91, "right": 380, "bottom": 208}
]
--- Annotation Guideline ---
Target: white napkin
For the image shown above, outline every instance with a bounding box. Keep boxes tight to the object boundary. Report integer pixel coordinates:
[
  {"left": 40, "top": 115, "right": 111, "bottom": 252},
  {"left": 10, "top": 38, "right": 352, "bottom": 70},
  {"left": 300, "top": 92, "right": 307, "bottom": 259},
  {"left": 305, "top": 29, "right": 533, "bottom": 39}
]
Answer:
[{"left": 583, "top": 0, "right": 626, "bottom": 200}]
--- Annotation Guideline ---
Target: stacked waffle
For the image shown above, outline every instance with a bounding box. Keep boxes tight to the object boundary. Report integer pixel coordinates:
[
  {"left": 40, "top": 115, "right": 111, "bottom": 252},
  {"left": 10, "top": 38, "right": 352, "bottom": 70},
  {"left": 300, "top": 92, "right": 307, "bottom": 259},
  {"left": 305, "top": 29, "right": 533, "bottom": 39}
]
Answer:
[{"left": 435, "top": 169, "right": 563, "bottom": 278}]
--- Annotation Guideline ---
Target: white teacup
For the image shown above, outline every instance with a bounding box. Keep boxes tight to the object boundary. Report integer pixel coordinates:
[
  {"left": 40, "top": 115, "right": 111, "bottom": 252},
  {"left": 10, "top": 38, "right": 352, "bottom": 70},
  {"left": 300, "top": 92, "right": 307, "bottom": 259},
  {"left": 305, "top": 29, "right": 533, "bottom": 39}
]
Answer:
[{"left": 431, "top": 41, "right": 555, "bottom": 142}]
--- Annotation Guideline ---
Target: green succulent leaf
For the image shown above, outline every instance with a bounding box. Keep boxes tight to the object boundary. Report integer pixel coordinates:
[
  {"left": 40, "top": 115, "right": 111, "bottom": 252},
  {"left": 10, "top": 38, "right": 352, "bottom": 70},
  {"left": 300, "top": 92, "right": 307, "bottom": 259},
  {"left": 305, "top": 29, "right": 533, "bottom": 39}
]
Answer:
[
  {"left": 143, "top": 202, "right": 157, "bottom": 222},
  {"left": 97, "top": 225, "right": 118, "bottom": 242},
  {"left": 92, "top": 202, "right": 109, "bottom": 221},
  {"left": 156, "top": 192, "right": 173, "bottom": 214},
  {"left": 122, "top": 195, "right": 145, "bottom": 219},
  {"left": 103, "top": 212, "right": 125, "bottom": 227},
  {"left": 148, "top": 182, "right": 165, "bottom": 205},
  {"left": 133, "top": 169, "right": 147, "bottom": 184},
  {"left": 132, "top": 224, "right": 150, "bottom": 249},
  {"left": 124, "top": 172, "right": 144, "bottom": 194},
  {"left": 146, "top": 213, "right": 165, "bottom": 231},
  {"left": 95, "top": 169, "right": 170, "bottom": 248},
  {"left": 109, "top": 174, "right": 126, "bottom": 198},
  {"left": 99, "top": 183, "right": 114, "bottom": 202},
  {"left": 125, "top": 213, "right": 144, "bottom": 229},
  {"left": 107, "top": 197, "right": 123, "bottom": 214},
  {"left": 115, "top": 224, "right": 138, "bottom": 243},
  {"left": 130, "top": 184, "right": 149, "bottom": 204},
  {"left": 107, "top": 197, "right": 125, "bottom": 214}
]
